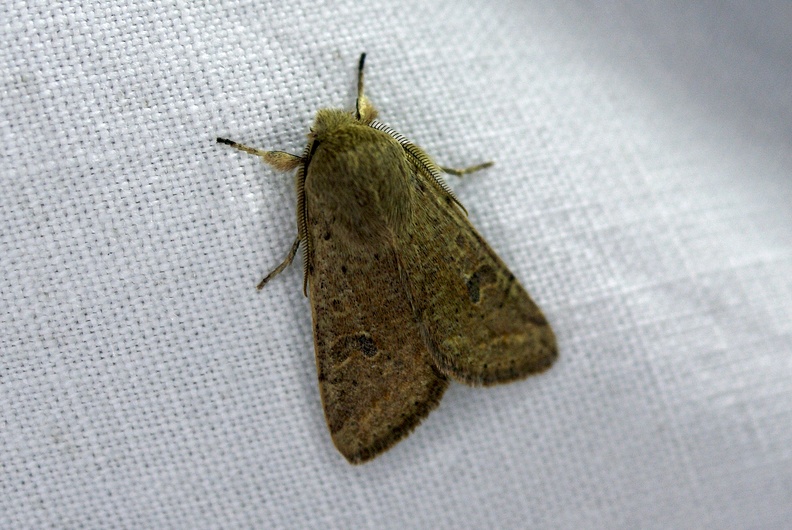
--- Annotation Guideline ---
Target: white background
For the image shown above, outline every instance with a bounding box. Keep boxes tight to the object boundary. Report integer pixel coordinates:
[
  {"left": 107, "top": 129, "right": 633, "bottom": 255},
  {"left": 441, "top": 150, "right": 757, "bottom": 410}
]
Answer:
[{"left": 2, "top": 1, "right": 791, "bottom": 528}]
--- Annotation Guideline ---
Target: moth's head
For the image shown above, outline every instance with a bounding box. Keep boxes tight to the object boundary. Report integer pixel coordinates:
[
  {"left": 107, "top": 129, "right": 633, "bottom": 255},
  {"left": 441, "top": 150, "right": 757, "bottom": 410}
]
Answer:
[{"left": 310, "top": 109, "right": 359, "bottom": 142}]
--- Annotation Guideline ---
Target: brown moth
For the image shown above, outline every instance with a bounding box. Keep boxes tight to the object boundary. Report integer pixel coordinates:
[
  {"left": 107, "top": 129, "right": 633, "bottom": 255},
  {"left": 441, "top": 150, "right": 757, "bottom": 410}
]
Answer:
[{"left": 218, "top": 54, "right": 557, "bottom": 464}]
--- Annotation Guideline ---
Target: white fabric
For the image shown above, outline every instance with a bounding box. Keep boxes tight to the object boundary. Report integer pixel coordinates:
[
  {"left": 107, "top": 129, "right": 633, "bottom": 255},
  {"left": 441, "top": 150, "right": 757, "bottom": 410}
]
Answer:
[{"left": 3, "top": 1, "right": 792, "bottom": 528}]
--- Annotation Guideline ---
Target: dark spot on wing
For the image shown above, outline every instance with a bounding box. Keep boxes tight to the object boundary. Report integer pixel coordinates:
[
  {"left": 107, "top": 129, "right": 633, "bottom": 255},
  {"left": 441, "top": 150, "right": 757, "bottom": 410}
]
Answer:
[
  {"left": 466, "top": 265, "right": 497, "bottom": 304},
  {"left": 327, "top": 332, "right": 379, "bottom": 366},
  {"left": 466, "top": 275, "right": 480, "bottom": 303},
  {"left": 355, "top": 333, "right": 378, "bottom": 357}
]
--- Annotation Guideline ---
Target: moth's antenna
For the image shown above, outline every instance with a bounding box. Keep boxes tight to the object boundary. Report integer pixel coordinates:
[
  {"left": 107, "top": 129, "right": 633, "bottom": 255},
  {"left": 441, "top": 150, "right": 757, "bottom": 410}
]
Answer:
[{"left": 355, "top": 52, "right": 367, "bottom": 120}]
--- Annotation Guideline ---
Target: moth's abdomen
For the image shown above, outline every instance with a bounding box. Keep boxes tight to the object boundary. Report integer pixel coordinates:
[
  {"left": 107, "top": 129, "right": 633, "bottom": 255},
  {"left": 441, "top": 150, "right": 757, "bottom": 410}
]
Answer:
[{"left": 305, "top": 118, "right": 413, "bottom": 242}]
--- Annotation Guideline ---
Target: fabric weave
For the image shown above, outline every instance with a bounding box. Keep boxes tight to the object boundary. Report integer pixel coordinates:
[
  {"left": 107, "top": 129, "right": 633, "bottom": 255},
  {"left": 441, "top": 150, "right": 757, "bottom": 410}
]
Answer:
[{"left": 2, "top": 1, "right": 791, "bottom": 528}]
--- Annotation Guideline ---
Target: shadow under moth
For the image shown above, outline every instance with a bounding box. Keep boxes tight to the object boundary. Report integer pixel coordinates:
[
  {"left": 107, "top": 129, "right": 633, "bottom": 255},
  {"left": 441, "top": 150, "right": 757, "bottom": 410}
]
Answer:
[{"left": 218, "top": 54, "right": 557, "bottom": 464}]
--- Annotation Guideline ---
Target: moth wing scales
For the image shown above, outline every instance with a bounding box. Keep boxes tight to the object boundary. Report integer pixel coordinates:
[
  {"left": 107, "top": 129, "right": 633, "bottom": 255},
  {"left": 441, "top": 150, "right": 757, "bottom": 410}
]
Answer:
[
  {"left": 306, "top": 208, "right": 448, "bottom": 464},
  {"left": 398, "top": 154, "right": 558, "bottom": 386}
]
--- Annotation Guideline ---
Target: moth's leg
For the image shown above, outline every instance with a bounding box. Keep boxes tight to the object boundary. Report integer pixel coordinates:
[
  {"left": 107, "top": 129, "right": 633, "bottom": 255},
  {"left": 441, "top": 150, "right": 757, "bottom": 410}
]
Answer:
[
  {"left": 217, "top": 138, "right": 303, "bottom": 289},
  {"left": 355, "top": 53, "right": 378, "bottom": 123},
  {"left": 439, "top": 161, "right": 494, "bottom": 177},
  {"left": 217, "top": 137, "right": 302, "bottom": 172},
  {"left": 257, "top": 237, "right": 300, "bottom": 290}
]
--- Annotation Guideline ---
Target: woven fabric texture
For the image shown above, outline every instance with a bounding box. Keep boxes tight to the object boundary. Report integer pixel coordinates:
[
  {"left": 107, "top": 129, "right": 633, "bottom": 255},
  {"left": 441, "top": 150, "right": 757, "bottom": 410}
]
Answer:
[{"left": 2, "top": 1, "right": 791, "bottom": 528}]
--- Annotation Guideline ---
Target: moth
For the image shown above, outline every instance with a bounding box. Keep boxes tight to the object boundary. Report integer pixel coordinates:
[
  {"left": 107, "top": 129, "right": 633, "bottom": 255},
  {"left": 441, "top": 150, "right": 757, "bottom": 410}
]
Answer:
[{"left": 218, "top": 54, "right": 557, "bottom": 464}]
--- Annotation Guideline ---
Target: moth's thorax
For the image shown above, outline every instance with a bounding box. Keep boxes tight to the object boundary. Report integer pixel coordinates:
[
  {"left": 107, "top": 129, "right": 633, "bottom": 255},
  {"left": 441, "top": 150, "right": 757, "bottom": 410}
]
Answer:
[{"left": 305, "top": 109, "right": 413, "bottom": 242}]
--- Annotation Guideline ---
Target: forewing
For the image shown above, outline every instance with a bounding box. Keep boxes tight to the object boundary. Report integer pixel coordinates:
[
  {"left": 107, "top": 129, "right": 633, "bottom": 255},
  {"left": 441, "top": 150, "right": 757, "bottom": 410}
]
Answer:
[
  {"left": 307, "top": 213, "right": 448, "bottom": 464},
  {"left": 398, "top": 165, "right": 558, "bottom": 386}
]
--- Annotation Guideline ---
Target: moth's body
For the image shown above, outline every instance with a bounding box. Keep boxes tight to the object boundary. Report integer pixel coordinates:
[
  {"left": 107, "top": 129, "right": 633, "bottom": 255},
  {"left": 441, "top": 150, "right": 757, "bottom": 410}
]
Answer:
[
  {"left": 305, "top": 111, "right": 448, "bottom": 461},
  {"left": 307, "top": 110, "right": 413, "bottom": 243},
  {"left": 218, "top": 54, "right": 557, "bottom": 464}
]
